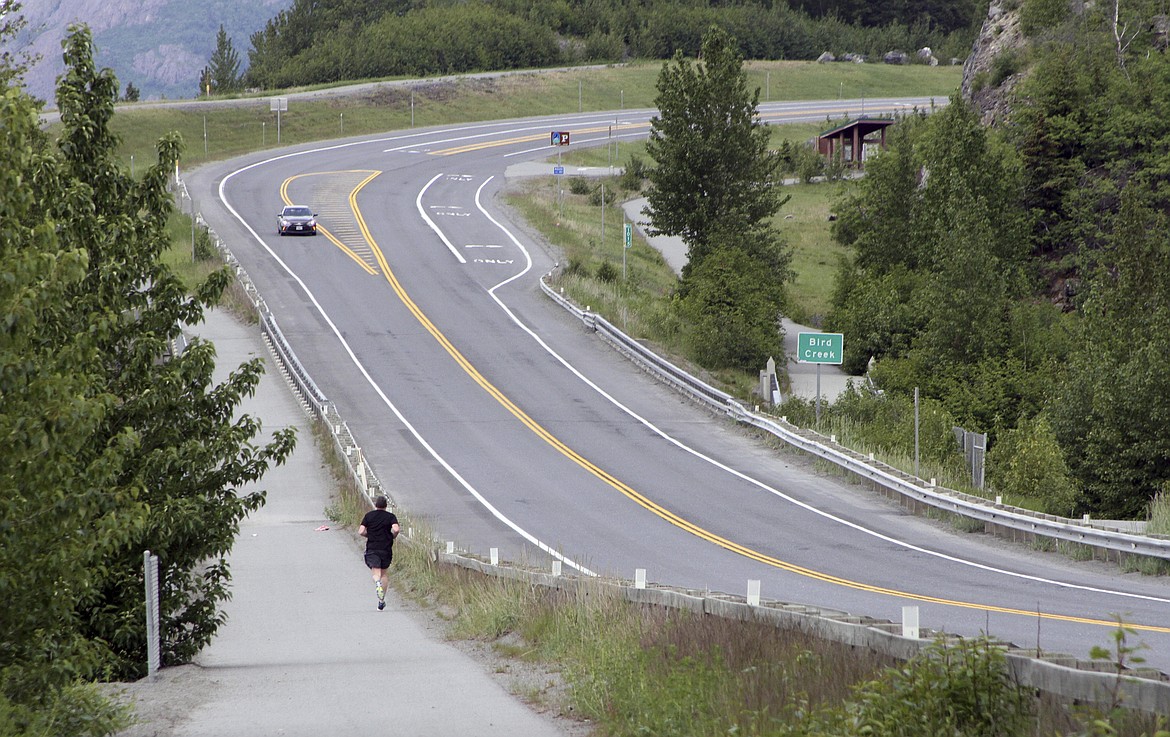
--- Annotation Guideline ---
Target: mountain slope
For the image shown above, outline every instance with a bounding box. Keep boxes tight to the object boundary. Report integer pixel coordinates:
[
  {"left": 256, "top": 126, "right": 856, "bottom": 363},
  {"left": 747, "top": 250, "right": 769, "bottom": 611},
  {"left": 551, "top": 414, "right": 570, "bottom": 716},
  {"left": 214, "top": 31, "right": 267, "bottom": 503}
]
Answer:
[{"left": 6, "top": 0, "right": 289, "bottom": 105}]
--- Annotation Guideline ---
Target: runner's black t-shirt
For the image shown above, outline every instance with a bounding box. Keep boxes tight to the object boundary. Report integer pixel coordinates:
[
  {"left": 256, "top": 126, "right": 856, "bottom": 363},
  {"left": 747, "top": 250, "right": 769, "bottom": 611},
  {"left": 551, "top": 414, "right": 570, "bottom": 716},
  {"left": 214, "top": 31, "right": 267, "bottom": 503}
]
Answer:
[{"left": 361, "top": 509, "right": 398, "bottom": 552}]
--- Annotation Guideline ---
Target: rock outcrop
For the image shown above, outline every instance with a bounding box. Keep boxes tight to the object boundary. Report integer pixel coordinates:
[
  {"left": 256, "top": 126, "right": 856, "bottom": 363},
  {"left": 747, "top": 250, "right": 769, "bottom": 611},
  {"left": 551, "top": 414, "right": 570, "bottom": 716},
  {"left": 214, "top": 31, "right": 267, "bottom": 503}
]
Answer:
[{"left": 961, "top": 1, "right": 1027, "bottom": 126}]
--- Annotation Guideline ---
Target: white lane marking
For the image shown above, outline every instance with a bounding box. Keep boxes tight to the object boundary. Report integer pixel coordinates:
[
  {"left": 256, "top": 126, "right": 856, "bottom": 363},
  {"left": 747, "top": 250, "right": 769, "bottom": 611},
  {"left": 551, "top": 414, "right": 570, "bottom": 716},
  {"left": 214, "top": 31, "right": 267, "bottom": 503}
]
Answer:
[
  {"left": 416, "top": 173, "right": 465, "bottom": 263},
  {"left": 465, "top": 244, "right": 503, "bottom": 249},
  {"left": 504, "top": 130, "right": 648, "bottom": 158},
  {"left": 383, "top": 118, "right": 622, "bottom": 154},
  {"left": 217, "top": 156, "right": 594, "bottom": 577},
  {"left": 470, "top": 177, "right": 1170, "bottom": 607}
]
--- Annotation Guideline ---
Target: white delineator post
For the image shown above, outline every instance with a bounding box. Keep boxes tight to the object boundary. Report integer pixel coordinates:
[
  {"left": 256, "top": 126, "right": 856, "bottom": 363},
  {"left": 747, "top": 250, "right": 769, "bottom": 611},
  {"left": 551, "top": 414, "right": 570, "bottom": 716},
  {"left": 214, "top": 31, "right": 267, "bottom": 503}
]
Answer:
[{"left": 144, "top": 550, "right": 161, "bottom": 676}]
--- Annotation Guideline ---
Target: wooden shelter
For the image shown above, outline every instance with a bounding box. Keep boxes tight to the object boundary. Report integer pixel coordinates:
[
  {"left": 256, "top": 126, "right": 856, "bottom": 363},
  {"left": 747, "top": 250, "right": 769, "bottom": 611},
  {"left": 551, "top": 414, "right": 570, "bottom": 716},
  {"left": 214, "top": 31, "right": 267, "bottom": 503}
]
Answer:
[{"left": 816, "top": 117, "right": 895, "bottom": 168}]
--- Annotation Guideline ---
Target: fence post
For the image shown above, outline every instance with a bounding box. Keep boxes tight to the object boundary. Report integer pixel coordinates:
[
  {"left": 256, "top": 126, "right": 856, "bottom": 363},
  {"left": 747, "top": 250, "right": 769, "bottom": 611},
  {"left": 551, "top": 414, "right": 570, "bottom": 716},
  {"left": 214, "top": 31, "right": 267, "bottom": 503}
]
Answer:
[{"left": 144, "top": 550, "right": 161, "bottom": 676}]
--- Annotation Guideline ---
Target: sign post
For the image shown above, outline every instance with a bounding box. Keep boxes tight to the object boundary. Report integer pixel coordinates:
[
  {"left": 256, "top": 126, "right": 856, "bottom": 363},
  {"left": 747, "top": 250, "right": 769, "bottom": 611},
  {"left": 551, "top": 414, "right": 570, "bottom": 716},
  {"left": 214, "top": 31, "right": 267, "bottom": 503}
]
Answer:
[
  {"left": 551, "top": 132, "right": 570, "bottom": 218},
  {"left": 623, "top": 222, "right": 632, "bottom": 279},
  {"left": 270, "top": 97, "right": 288, "bottom": 144},
  {"left": 796, "top": 332, "right": 844, "bottom": 425}
]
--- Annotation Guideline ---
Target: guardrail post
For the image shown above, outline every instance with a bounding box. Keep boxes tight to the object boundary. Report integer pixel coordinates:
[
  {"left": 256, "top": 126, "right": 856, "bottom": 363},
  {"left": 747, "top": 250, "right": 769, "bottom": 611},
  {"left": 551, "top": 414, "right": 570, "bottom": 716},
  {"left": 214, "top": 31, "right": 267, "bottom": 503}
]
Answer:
[
  {"left": 635, "top": 568, "right": 646, "bottom": 589},
  {"left": 747, "top": 579, "right": 761, "bottom": 606},
  {"left": 902, "top": 605, "right": 920, "bottom": 639},
  {"left": 490, "top": 547, "right": 499, "bottom": 566}
]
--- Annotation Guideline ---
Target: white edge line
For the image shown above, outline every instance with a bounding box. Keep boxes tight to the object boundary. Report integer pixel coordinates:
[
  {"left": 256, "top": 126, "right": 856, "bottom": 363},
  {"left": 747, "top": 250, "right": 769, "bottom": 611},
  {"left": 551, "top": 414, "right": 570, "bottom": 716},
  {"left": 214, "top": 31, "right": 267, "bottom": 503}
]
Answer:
[
  {"left": 416, "top": 173, "right": 466, "bottom": 263},
  {"left": 216, "top": 151, "right": 594, "bottom": 577},
  {"left": 474, "top": 180, "right": 1170, "bottom": 608}
]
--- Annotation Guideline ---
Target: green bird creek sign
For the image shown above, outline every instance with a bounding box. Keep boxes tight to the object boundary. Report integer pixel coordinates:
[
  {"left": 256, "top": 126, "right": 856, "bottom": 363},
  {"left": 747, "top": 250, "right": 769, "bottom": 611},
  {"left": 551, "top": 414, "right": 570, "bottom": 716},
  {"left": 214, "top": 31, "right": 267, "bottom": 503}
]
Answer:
[{"left": 797, "top": 332, "right": 844, "bottom": 365}]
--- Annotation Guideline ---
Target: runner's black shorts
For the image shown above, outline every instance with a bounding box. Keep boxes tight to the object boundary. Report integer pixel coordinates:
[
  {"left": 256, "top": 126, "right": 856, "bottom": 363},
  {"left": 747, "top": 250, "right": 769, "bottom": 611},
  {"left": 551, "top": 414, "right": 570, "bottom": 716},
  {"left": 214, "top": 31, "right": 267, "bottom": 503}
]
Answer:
[{"left": 364, "top": 550, "right": 392, "bottom": 569}]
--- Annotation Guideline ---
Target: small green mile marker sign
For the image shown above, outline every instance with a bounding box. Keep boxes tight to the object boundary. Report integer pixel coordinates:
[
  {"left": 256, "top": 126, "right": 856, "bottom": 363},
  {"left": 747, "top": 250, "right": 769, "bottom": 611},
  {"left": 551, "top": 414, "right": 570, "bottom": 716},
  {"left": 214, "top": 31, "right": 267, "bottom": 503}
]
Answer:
[{"left": 797, "top": 332, "right": 844, "bottom": 365}]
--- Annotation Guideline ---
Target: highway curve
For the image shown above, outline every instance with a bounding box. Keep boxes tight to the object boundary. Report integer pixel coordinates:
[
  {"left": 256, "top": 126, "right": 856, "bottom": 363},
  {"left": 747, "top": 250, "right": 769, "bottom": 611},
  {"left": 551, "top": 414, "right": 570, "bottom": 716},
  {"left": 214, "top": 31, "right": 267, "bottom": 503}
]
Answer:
[{"left": 186, "top": 98, "right": 1170, "bottom": 674}]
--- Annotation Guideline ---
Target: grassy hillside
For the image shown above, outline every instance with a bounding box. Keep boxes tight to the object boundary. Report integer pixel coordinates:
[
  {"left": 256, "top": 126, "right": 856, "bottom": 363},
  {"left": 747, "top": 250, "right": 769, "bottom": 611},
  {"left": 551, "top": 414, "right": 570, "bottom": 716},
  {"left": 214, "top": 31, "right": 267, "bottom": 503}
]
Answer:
[{"left": 110, "top": 61, "right": 961, "bottom": 171}]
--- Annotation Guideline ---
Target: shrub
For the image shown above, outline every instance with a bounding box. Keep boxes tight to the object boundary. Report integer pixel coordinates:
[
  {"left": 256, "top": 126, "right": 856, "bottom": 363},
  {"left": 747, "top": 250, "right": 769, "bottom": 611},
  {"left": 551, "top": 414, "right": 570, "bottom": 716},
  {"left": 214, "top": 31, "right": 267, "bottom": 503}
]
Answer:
[
  {"left": 842, "top": 636, "right": 1032, "bottom": 737},
  {"left": 194, "top": 225, "right": 217, "bottom": 261},
  {"left": 989, "top": 50, "right": 1022, "bottom": 87},
  {"left": 568, "top": 177, "right": 594, "bottom": 196},
  {"left": 596, "top": 260, "right": 619, "bottom": 283},
  {"left": 1020, "top": 0, "right": 1069, "bottom": 38},
  {"left": 987, "top": 414, "right": 1078, "bottom": 515},
  {"left": 618, "top": 154, "right": 648, "bottom": 191}
]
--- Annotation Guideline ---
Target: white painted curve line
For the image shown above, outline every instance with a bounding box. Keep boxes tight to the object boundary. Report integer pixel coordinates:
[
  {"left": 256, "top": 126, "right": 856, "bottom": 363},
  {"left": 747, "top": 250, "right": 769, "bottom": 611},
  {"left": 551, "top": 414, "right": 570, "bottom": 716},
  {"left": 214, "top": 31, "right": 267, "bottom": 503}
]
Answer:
[
  {"left": 474, "top": 180, "right": 1170, "bottom": 607},
  {"left": 417, "top": 173, "right": 466, "bottom": 263},
  {"left": 476, "top": 177, "right": 532, "bottom": 290},
  {"left": 217, "top": 153, "right": 594, "bottom": 577}
]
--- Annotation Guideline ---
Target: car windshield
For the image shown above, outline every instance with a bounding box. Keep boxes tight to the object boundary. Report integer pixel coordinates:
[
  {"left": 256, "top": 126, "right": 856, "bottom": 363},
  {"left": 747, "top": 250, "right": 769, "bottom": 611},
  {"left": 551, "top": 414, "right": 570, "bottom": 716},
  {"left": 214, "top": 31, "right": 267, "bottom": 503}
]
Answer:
[{"left": 284, "top": 207, "right": 312, "bottom": 217}]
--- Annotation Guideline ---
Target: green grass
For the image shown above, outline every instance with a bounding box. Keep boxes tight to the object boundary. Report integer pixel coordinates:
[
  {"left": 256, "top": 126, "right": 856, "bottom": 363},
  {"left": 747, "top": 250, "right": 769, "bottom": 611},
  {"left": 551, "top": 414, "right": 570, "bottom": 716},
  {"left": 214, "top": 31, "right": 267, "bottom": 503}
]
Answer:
[
  {"left": 773, "top": 180, "right": 856, "bottom": 324},
  {"left": 1147, "top": 491, "right": 1170, "bottom": 536},
  {"left": 382, "top": 535, "right": 1165, "bottom": 736},
  {"left": 104, "top": 62, "right": 1170, "bottom": 735},
  {"left": 98, "top": 60, "right": 959, "bottom": 174}
]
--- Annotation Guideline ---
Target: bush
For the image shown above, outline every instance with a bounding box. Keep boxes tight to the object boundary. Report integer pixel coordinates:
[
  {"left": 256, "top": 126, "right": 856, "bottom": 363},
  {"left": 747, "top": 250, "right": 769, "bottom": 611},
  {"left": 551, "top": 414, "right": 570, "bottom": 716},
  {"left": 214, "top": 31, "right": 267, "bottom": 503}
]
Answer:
[
  {"left": 618, "top": 154, "right": 648, "bottom": 191},
  {"left": 1020, "top": 0, "right": 1069, "bottom": 37},
  {"left": 795, "top": 145, "right": 825, "bottom": 183},
  {"left": 194, "top": 225, "right": 217, "bottom": 262},
  {"left": 843, "top": 637, "right": 1032, "bottom": 737},
  {"left": 987, "top": 414, "right": 1078, "bottom": 515},
  {"left": 989, "top": 50, "right": 1022, "bottom": 87},
  {"left": 568, "top": 177, "right": 594, "bottom": 196},
  {"left": 596, "top": 260, "right": 619, "bottom": 283}
]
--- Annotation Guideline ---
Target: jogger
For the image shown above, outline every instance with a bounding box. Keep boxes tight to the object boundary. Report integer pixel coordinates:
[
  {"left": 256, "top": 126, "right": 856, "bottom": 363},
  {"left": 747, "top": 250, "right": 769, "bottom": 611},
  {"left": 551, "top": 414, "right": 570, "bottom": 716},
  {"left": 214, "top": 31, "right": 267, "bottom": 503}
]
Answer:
[{"left": 358, "top": 496, "right": 399, "bottom": 610}]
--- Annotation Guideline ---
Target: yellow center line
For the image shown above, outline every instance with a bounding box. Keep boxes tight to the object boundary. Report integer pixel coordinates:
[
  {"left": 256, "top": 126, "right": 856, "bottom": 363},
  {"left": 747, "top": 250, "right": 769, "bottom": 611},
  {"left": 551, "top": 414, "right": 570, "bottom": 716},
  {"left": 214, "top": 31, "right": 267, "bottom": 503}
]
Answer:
[
  {"left": 429, "top": 106, "right": 889, "bottom": 156},
  {"left": 280, "top": 172, "right": 380, "bottom": 275},
  {"left": 339, "top": 173, "right": 1169, "bottom": 635}
]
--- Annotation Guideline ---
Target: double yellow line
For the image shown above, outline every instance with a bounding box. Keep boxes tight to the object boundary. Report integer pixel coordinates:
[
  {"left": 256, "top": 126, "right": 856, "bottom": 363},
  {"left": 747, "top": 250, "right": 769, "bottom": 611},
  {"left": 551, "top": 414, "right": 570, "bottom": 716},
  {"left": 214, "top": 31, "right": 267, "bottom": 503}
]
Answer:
[
  {"left": 289, "top": 171, "right": 1170, "bottom": 634},
  {"left": 280, "top": 172, "right": 379, "bottom": 275},
  {"left": 429, "top": 106, "right": 873, "bottom": 156}
]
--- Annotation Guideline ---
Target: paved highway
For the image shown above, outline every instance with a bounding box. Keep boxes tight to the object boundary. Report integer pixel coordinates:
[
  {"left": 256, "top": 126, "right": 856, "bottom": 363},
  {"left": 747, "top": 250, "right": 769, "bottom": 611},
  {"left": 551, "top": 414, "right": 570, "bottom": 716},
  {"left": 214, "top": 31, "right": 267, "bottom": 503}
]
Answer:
[{"left": 186, "top": 98, "right": 1170, "bottom": 675}]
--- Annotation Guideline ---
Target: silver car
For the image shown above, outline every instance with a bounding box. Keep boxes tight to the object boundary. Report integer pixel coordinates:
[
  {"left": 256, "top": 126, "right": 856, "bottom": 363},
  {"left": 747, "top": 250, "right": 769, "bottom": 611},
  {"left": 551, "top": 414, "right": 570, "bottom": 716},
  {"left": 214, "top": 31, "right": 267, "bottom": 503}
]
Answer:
[{"left": 277, "top": 205, "right": 318, "bottom": 236}]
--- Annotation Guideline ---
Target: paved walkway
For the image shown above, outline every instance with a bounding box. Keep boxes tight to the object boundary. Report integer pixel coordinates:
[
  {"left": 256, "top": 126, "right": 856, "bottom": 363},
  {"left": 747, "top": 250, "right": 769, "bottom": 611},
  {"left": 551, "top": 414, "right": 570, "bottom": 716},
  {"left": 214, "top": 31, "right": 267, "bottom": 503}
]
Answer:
[
  {"left": 116, "top": 167, "right": 850, "bottom": 734},
  {"left": 112, "top": 310, "right": 584, "bottom": 737}
]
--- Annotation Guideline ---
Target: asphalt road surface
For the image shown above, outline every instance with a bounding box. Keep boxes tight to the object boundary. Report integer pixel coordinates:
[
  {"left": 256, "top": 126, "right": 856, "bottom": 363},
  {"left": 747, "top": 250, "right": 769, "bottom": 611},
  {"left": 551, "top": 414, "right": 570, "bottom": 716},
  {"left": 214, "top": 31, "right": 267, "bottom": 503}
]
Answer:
[{"left": 184, "top": 98, "right": 1170, "bottom": 680}]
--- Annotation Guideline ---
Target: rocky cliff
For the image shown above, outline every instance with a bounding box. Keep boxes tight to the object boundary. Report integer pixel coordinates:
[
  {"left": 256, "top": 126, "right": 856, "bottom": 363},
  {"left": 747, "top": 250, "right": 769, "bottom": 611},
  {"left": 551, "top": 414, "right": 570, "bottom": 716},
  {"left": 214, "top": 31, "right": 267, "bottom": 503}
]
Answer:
[
  {"left": 5, "top": 0, "right": 289, "bottom": 105},
  {"left": 960, "top": 1, "right": 1028, "bottom": 126}
]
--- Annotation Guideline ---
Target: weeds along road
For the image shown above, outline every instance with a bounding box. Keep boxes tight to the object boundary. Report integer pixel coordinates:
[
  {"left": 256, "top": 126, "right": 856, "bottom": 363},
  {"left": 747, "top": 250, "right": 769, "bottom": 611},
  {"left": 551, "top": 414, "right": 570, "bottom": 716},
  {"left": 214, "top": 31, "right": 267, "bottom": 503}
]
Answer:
[{"left": 185, "top": 100, "right": 1170, "bottom": 675}]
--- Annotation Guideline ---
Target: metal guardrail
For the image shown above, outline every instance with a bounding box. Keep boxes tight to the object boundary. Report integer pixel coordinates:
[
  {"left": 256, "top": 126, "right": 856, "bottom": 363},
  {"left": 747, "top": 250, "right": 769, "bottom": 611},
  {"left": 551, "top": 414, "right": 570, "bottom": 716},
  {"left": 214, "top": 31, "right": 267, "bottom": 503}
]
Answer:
[
  {"left": 538, "top": 273, "right": 1170, "bottom": 564},
  {"left": 176, "top": 177, "right": 387, "bottom": 507},
  {"left": 170, "top": 183, "right": 1166, "bottom": 703}
]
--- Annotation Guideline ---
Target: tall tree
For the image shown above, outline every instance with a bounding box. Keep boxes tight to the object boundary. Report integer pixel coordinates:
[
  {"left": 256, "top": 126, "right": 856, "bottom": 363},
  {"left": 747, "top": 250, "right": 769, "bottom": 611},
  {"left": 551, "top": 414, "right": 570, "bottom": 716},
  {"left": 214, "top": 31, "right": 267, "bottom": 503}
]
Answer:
[
  {"left": 51, "top": 26, "right": 296, "bottom": 677},
  {"left": 1049, "top": 189, "right": 1170, "bottom": 517},
  {"left": 1, "top": 28, "right": 296, "bottom": 728},
  {"left": 644, "top": 25, "right": 787, "bottom": 281},
  {"left": 208, "top": 24, "right": 242, "bottom": 93},
  {"left": 644, "top": 26, "right": 791, "bottom": 371},
  {"left": 0, "top": 74, "right": 141, "bottom": 734}
]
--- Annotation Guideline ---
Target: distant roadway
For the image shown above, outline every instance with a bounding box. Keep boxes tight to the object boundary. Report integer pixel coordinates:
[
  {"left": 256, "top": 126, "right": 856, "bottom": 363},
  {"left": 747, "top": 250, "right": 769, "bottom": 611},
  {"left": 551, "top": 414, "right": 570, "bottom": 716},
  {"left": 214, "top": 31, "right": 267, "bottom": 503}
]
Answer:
[{"left": 185, "top": 97, "right": 1170, "bottom": 674}]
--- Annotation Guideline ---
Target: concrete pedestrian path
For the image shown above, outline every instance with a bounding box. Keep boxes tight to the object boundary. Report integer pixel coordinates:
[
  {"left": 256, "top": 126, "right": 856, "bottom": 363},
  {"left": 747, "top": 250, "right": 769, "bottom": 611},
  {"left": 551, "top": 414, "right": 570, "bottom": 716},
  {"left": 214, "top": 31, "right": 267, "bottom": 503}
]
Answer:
[{"left": 112, "top": 309, "right": 583, "bottom": 737}]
